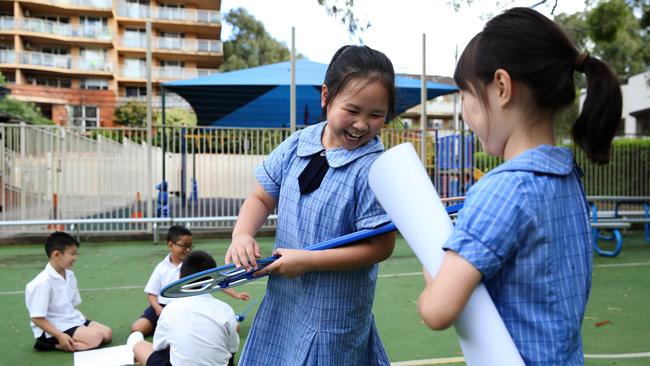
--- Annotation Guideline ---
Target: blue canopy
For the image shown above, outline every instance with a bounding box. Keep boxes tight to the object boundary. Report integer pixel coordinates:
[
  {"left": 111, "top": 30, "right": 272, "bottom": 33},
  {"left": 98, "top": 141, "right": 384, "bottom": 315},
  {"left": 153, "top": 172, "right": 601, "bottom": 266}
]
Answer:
[{"left": 163, "top": 59, "right": 457, "bottom": 128}]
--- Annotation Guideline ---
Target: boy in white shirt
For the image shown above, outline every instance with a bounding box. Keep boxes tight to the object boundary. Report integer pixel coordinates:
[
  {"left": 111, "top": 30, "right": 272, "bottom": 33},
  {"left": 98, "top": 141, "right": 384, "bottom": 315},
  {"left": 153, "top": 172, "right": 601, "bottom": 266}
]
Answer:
[
  {"left": 130, "top": 225, "right": 250, "bottom": 337},
  {"left": 25, "top": 231, "right": 112, "bottom": 351},
  {"left": 131, "top": 250, "right": 241, "bottom": 366}
]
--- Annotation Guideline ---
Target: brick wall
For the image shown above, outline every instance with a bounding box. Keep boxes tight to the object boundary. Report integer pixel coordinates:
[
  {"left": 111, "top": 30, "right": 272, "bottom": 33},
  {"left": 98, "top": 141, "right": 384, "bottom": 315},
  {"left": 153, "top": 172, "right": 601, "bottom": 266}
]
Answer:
[{"left": 7, "top": 84, "right": 117, "bottom": 127}]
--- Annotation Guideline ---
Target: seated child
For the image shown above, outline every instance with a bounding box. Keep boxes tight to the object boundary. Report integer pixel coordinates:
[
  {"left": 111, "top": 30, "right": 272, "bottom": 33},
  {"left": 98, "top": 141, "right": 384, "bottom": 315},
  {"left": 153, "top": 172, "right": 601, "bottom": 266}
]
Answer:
[
  {"left": 25, "top": 231, "right": 112, "bottom": 352},
  {"left": 131, "top": 225, "right": 249, "bottom": 337},
  {"left": 131, "top": 250, "right": 241, "bottom": 366}
]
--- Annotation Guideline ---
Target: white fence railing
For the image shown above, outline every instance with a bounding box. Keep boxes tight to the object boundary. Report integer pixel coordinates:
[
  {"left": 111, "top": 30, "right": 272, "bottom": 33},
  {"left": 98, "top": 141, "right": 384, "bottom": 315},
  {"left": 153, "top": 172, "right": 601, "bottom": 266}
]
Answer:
[{"left": 1, "top": 124, "right": 648, "bottom": 236}]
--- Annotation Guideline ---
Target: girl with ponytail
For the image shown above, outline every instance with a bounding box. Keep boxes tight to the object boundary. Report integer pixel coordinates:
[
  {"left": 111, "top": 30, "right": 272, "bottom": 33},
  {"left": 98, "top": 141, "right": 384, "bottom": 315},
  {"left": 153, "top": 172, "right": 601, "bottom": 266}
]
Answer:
[{"left": 417, "top": 7, "right": 621, "bottom": 365}]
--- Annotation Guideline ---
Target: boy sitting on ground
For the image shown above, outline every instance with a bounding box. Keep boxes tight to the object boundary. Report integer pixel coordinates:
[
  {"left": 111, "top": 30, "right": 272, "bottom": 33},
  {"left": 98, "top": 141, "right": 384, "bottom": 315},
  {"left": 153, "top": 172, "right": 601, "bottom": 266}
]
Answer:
[
  {"left": 130, "top": 225, "right": 249, "bottom": 337},
  {"left": 130, "top": 250, "right": 240, "bottom": 366},
  {"left": 25, "top": 231, "right": 112, "bottom": 352}
]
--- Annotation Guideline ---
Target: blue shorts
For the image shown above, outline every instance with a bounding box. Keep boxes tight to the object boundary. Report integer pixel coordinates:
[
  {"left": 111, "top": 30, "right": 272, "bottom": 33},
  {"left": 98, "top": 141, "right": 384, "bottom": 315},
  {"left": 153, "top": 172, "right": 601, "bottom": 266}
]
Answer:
[
  {"left": 140, "top": 304, "right": 166, "bottom": 328},
  {"left": 33, "top": 319, "right": 91, "bottom": 351}
]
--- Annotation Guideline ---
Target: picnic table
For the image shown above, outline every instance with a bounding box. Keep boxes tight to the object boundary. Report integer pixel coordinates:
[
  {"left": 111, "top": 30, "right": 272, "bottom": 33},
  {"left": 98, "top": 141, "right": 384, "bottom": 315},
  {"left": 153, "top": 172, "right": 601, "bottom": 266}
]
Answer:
[{"left": 587, "top": 196, "right": 650, "bottom": 257}]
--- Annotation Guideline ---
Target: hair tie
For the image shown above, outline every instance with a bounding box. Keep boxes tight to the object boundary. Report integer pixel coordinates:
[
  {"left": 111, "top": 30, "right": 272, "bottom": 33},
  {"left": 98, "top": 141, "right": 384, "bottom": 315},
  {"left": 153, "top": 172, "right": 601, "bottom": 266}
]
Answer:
[{"left": 575, "top": 52, "right": 589, "bottom": 73}]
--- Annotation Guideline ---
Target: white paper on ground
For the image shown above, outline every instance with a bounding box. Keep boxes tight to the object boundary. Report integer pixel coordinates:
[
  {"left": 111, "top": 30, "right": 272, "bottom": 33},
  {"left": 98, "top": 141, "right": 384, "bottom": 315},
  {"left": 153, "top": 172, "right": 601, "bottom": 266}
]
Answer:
[
  {"left": 74, "top": 345, "right": 134, "bottom": 366},
  {"left": 368, "top": 143, "right": 524, "bottom": 366}
]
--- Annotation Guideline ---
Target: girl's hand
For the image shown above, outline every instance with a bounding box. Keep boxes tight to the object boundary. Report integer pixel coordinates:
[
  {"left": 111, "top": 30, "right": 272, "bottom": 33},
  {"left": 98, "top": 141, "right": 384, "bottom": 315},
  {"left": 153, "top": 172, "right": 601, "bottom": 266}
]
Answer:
[
  {"left": 255, "top": 248, "right": 312, "bottom": 279},
  {"left": 236, "top": 292, "right": 251, "bottom": 301},
  {"left": 226, "top": 234, "right": 261, "bottom": 271}
]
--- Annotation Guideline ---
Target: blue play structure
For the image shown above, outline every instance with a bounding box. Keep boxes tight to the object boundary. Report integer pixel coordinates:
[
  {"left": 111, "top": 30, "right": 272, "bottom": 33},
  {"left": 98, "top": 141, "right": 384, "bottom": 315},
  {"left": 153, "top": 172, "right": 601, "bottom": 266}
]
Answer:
[
  {"left": 436, "top": 134, "right": 474, "bottom": 197},
  {"left": 156, "top": 181, "right": 169, "bottom": 218}
]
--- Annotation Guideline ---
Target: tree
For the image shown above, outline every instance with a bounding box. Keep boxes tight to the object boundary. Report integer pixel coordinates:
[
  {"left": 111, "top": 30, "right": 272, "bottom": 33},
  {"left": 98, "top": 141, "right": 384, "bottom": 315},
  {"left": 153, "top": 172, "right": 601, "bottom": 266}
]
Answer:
[
  {"left": 114, "top": 100, "right": 147, "bottom": 127},
  {"left": 556, "top": 0, "right": 649, "bottom": 82},
  {"left": 221, "top": 8, "right": 302, "bottom": 72},
  {"left": 156, "top": 108, "right": 197, "bottom": 126},
  {"left": 316, "top": 0, "right": 369, "bottom": 35},
  {"left": 0, "top": 73, "right": 54, "bottom": 125}
]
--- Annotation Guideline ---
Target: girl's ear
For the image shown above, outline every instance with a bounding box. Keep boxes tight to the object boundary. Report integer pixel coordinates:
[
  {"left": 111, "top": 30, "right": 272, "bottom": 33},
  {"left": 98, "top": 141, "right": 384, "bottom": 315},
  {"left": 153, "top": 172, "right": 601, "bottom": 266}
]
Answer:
[
  {"left": 493, "top": 69, "right": 512, "bottom": 107},
  {"left": 320, "top": 84, "right": 328, "bottom": 108}
]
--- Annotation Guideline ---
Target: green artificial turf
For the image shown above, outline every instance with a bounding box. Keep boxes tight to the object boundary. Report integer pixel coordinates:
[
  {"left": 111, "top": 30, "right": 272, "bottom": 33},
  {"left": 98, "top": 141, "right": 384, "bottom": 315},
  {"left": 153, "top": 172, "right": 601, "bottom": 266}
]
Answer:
[{"left": 0, "top": 231, "right": 648, "bottom": 365}]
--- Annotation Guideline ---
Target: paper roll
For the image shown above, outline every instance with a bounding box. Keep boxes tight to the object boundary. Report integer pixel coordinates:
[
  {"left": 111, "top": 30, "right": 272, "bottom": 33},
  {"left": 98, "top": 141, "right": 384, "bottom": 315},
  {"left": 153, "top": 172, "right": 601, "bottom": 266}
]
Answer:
[{"left": 368, "top": 143, "right": 524, "bottom": 366}]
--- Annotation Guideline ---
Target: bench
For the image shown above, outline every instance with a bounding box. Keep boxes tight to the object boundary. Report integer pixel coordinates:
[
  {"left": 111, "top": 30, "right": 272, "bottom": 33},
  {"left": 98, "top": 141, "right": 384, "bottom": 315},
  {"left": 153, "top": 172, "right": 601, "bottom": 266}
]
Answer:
[{"left": 587, "top": 196, "right": 650, "bottom": 257}]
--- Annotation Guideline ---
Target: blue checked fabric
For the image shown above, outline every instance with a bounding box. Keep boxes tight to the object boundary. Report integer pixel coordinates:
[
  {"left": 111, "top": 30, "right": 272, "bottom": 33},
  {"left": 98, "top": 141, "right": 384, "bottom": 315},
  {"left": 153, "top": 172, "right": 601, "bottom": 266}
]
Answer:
[
  {"left": 444, "top": 145, "right": 592, "bottom": 365},
  {"left": 240, "top": 122, "right": 391, "bottom": 366}
]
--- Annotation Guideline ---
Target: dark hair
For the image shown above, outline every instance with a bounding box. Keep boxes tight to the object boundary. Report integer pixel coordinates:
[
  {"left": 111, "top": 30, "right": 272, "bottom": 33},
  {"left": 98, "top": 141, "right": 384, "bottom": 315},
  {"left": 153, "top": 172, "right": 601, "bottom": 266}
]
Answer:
[
  {"left": 45, "top": 231, "right": 79, "bottom": 258},
  {"left": 321, "top": 45, "right": 397, "bottom": 122},
  {"left": 167, "top": 225, "right": 192, "bottom": 243},
  {"left": 181, "top": 250, "right": 217, "bottom": 277},
  {"left": 454, "top": 7, "right": 622, "bottom": 164}
]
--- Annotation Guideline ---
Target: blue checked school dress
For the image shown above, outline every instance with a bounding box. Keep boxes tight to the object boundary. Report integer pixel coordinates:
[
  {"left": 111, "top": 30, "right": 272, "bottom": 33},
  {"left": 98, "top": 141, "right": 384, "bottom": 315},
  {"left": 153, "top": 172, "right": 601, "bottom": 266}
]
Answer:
[
  {"left": 239, "top": 121, "right": 391, "bottom": 366},
  {"left": 444, "top": 145, "right": 592, "bottom": 365}
]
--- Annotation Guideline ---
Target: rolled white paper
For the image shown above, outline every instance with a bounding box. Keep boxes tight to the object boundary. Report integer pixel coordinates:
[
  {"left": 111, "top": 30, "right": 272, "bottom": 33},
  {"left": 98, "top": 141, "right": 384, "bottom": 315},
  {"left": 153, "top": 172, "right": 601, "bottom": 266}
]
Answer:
[{"left": 368, "top": 143, "right": 524, "bottom": 366}]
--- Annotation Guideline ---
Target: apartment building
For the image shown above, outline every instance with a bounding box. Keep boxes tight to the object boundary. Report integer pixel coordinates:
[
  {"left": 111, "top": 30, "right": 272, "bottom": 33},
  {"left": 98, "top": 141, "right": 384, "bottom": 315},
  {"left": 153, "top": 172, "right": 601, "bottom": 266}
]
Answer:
[{"left": 0, "top": 0, "right": 222, "bottom": 127}]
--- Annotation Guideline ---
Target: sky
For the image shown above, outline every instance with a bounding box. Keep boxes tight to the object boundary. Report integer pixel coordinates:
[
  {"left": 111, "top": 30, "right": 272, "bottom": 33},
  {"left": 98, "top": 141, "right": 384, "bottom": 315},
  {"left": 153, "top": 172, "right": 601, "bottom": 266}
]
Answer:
[{"left": 220, "top": 0, "right": 589, "bottom": 77}]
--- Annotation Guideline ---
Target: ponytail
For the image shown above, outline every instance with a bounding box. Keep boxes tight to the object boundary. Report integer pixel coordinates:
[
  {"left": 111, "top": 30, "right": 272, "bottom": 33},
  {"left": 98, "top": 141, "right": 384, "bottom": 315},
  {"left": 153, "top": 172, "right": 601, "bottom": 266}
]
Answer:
[{"left": 572, "top": 56, "right": 622, "bottom": 164}]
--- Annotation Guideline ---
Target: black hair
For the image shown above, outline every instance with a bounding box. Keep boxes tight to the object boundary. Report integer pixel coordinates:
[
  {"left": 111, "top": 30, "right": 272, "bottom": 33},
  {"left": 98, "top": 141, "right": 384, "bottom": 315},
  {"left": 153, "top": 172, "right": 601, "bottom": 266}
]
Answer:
[
  {"left": 45, "top": 231, "right": 79, "bottom": 258},
  {"left": 167, "top": 225, "right": 192, "bottom": 243},
  {"left": 180, "top": 250, "right": 217, "bottom": 278},
  {"left": 321, "top": 45, "right": 397, "bottom": 122},
  {"left": 454, "top": 7, "right": 622, "bottom": 164}
]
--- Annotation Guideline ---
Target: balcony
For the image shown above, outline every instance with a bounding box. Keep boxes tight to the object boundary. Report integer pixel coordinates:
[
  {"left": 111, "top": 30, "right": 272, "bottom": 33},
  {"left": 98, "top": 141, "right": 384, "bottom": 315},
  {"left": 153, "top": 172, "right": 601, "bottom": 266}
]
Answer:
[
  {"left": 120, "top": 36, "right": 222, "bottom": 54},
  {"left": 17, "top": 51, "right": 111, "bottom": 72},
  {"left": 33, "top": 0, "right": 112, "bottom": 9},
  {"left": 116, "top": 1, "right": 220, "bottom": 25},
  {"left": 20, "top": 51, "right": 71, "bottom": 69},
  {"left": 118, "top": 94, "right": 192, "bottom": 109},
  {"left": 0, "top": 16, "right": 13, "bottom": 31},
  {"left": 156, "top": 7, "right": 220, "bottom": 25},
  {"left": 119, "top": 66, "right": 218, "bottom": 80},
  {"left": 0, "top": 49, "right": 15, "bottom": 64},
  {"left": 77, "top": 58, "right": 111, "bottom": 72},
  {"left": 17, "top": 18, "right": 111, "bottom": 40}
]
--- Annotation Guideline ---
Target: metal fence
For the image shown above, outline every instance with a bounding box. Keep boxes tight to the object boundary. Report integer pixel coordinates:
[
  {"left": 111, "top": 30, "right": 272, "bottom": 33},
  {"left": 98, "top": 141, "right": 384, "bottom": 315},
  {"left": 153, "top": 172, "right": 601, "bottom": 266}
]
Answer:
[{"left": 1, "top": 124, "right": 648, "bottom": 235}]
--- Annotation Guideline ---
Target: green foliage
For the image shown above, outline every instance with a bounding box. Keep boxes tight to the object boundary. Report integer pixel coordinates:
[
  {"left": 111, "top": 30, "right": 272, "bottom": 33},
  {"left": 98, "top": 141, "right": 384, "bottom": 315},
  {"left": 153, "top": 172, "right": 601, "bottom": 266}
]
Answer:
[
  {"left": 587, "top": 0, "right": 629, "bottom": 42},
  {"left": 0, "top": 98, "right": 54, "bottom": 125},
  {"left": 221, "top": 8, "right": 302, "bottom": 72},
  {"left": 571, "top": 138, "right": 650, "bottom": 196},
  {"left": 114, "top": 101, "right": 147, "bottom": 127},
  {"left": 156, "top": 108, "right": 197, "bottom": 126},
  {"left": 316, "top": 0, "right": 368, "bottom": 36},
  {"left": 0, "top": 73, "right": 53, "bottom": 125},
  {"left": 556, "top": 0, "right": 649, "bottom": 82}
]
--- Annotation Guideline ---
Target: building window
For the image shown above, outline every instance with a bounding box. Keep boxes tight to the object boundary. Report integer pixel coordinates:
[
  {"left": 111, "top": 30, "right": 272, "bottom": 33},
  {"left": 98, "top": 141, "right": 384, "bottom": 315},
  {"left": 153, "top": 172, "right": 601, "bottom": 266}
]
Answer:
[
  {"left": 80, "top": 78, "right": 108, "bottom": 90},
  {"left": 70, "top": 105, "right": 99, "bottom": 129},
  {"left": 125, "top": 86, "right": 147, "bottom": 97},
  {"left": 25, "top": 74, "right": 71, "bottom": 88}
]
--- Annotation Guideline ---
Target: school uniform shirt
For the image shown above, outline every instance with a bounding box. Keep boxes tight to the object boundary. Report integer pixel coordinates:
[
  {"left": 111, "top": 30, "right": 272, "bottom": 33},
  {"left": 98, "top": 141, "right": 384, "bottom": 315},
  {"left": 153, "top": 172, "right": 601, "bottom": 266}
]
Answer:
[
  {"left": 444, "top": 145, "right": 592, "bottom": 366},
  {"left": 152, "top": 294, "right": 239, "bottom": 366},
  {"left": 144, "top": 253, "right": 181, "bottom": 305},
  {"left": 25, "top": 263, "right": 86, "bottom": 338},
  {"left": 240, "top": 121, "right": 391, "bottom": 366}
]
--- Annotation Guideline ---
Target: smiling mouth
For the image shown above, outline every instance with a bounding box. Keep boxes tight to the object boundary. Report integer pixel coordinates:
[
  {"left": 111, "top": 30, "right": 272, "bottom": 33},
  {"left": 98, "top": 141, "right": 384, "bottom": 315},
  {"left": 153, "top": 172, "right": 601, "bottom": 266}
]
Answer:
[{"left": 344, "top": 130, "right": 363, "bottom": 141}]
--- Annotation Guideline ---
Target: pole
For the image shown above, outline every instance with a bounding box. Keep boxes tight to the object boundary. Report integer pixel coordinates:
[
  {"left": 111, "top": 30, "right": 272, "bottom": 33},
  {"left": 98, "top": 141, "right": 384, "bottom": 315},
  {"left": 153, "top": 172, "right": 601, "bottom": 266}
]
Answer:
[
  {"left": 146, "top": 20, "right": 153, "bottom": 225},
  {"left": 290, "top": 26, "right": 296, "bottom": 133},
  {"left": 161, "top": 86, "right": 167, "bottom": 217},
  {"left": 420, "top": 33, "right": 427, "bottom": 165}
]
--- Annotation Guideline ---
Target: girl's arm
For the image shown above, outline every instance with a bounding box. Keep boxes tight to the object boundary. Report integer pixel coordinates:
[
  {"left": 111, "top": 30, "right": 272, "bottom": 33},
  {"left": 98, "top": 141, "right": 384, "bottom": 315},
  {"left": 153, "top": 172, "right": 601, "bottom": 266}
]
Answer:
[
  {"left": 417, "top": 250, "right": 482, "bottom": 330},
  {"left": 256, "top": 231, "right": 396, "bottom": 278},
  {"left": 225, "top": 182, "right": 278, "bottom": 270}
]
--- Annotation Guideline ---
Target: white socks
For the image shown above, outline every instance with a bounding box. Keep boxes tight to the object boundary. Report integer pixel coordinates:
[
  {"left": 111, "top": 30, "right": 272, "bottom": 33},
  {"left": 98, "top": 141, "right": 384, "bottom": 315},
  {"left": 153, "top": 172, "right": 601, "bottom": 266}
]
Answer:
[{"left": 126, "top": 331, "right": 144, "bottom": 350}]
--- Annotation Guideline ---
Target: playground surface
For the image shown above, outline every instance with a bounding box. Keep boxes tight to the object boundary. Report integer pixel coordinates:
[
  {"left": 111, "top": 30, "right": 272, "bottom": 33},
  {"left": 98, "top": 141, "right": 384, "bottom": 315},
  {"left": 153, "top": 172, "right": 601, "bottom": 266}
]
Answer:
[{"left": 0, "top": 231, "right": 648, "bottom": 365}]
